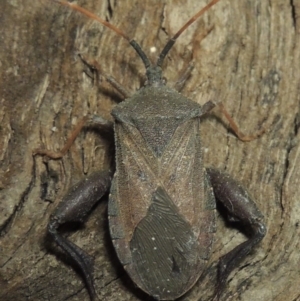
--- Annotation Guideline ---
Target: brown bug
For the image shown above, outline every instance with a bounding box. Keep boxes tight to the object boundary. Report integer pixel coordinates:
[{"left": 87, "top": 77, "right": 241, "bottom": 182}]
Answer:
[{"left": 35, "top": 0, "right": 266, "bottom": 300}]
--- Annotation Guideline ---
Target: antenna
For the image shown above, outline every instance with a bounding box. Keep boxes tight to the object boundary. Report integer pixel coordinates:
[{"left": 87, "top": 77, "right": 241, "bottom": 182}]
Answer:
[
  {"left": 52, "top": 0, "right": 151, "bottom": 68},
  {"left": 51, "top": 0, "right": 221, "bottom": 70}
]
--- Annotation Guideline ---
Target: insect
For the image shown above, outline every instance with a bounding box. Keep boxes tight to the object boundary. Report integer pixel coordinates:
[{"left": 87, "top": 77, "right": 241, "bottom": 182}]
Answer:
[{"left": 35, "top": 0, "right": 266, "bottom": 300}]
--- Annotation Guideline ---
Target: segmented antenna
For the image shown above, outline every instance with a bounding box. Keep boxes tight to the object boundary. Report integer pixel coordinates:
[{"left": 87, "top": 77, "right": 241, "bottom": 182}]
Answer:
[
  {"left": 157, "top": 0, "right": 221, "bottom": 67},
  {"left": 51, "top": 0, "right": 221, "bottom": 69}
]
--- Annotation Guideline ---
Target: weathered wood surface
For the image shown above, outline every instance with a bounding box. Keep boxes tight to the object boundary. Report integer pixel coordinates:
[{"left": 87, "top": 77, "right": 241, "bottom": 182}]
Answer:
[{"left": 1, "top": 0, "right": 300, "bottom": 300}]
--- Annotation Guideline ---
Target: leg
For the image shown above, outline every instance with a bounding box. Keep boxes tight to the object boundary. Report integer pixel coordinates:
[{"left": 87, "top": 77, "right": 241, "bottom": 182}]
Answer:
[
  {"left": 172, "top": 25, "right": 215, "bottom": 91},
  {"left": 33, "top": 115, "right": 113, "bottom": 159},
  {"left": 173, "top": 26, "right": 214, "bottom": 92},
  {"left": 201, "top": 100, "right": 265, "bottom": 142},
  {"left": 206, "top": 168, "right": 266, "bottom": 300},
  {"left": 48, "top": 170, "right": 113, "bottom": 301},
  {"left": 173, "top": 62, "right": 194, "bottom": 92},
  {"left": 34, "top": 115, "right": 113, "bottom": 300},
  {"left": 217, "top": 102, "right": 266, "bottom": 141},
  {"left": 79, "top": 54, "right": 131, "bottom": 99}
]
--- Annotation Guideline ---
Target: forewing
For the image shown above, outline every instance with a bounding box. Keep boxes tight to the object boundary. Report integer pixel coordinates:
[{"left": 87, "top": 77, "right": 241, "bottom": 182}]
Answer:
[{"left": 109, "top": 115, "right": 216, "bottom": 298}]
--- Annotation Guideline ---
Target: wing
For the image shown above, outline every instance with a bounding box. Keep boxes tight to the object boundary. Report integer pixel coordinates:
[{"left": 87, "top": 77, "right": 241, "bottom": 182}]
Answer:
[{"left": 109, "top": 88, "right": 216, "bottom": 298}]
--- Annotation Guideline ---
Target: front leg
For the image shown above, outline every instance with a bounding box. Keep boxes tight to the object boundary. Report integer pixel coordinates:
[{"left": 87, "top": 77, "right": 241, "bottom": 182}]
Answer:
[
  {"left": 33, "top": 113, "right": 114, "bottom": 300},
  {"left": 48, "top": 170, "right": 113, "bottom": 301},
  {"left": 206, "top": 168, "right": 266, "bottom": 300},
  {"left": 33, "top": 115, "right": 113, "bottom": 159}
]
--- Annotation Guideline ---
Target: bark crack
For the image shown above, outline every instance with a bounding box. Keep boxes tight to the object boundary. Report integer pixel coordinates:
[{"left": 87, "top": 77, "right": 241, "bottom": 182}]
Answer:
[
  {"left": 290, "top": 0, "right": 296, "bottom": 28},
  {"left": 106, "top": 0, "right": 114, "bottom": 22},
  {"left": 0, "top": 221, "right": 35, "bottom": 271},
  {"left": 280, "top": 113, "right": 299, "bottom": 216},
  {"left": 0, "top": 161, "right": 36, "bottom": 236}
]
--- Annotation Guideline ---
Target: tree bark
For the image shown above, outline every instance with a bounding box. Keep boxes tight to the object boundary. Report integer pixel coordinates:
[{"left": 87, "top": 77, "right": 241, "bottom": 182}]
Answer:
[{"left": 1, "top": 0, "right": 300, "bottom": 300}]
